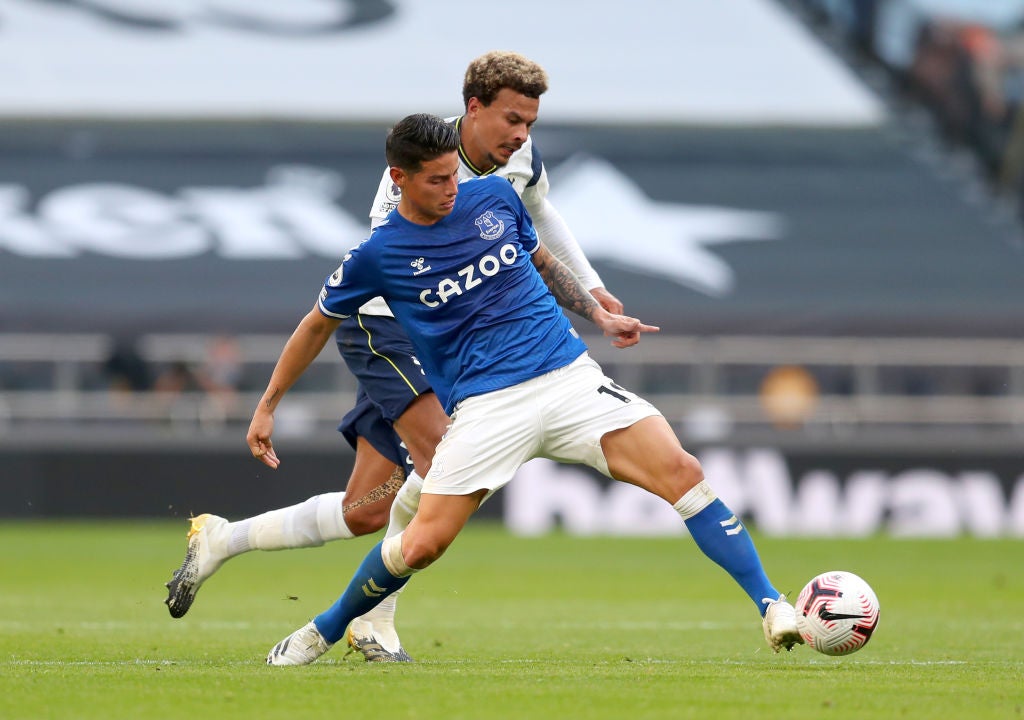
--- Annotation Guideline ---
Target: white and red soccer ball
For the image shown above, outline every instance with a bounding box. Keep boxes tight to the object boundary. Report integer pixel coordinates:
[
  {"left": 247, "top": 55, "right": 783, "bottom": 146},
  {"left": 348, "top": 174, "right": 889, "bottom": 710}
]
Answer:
[{"left": 794, "top": 571, "right": 880, "bottom": 656}]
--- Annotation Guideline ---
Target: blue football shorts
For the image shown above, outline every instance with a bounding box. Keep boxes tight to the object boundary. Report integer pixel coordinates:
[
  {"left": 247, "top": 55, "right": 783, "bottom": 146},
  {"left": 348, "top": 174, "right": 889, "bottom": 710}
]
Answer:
[
  {"left": 335, "top": 313, "right": 433, "bottom": 471},
  {"left": 337, "top": 387, "right": 415, "bottom": 474}
]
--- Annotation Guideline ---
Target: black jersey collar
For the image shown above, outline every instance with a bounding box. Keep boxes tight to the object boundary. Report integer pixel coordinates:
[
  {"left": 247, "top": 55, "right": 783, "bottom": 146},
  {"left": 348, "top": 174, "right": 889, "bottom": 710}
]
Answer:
[{"left": 454, "top": 116, "right": 498, "bottom": 177}]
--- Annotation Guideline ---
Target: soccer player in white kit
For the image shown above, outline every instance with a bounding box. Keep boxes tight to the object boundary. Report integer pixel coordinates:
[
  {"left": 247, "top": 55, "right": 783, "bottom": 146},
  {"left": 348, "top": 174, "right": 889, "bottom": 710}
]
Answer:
[
  {"left": 251, "top": 113, "right": 803, "bottom": 665},
  {"left": 164, "top": 52, "right": 621, "bottom": 661}
]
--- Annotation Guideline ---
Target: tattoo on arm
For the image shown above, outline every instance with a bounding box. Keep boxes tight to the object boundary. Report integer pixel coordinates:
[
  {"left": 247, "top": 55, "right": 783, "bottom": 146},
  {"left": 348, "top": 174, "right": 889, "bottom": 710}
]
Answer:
[
  {"left": 264, "top": 388, "right": 280, "bottom": 409},
  {"left": 534, "top": 247, "right": 599, "bottom": 320}
]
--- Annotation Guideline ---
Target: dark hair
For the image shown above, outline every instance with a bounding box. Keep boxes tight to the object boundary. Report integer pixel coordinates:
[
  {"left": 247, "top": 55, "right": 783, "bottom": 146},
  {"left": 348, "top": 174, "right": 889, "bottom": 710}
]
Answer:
[
  {"left": 462, "top": 51, "right": 548, "bottom": 108},
  {"left": 385, "top": 113, "right": 460, "bottom": 174}
]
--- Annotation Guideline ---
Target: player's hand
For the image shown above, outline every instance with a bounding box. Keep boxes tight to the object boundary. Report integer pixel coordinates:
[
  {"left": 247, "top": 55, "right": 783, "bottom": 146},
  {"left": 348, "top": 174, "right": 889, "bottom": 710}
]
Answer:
[
  {"left": 598, "top": 312, "right": 659, "bottom": 348},
  {"left": 590, "top": 287, "right": 624, "bottom": 315},
  {"left": 247, "top": 412, "right": 280, "bottom": 469}
]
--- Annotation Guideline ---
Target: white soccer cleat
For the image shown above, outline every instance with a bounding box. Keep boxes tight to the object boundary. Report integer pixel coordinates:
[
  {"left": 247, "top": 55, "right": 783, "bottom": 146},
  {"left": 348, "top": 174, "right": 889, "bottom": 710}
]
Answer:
[
  {"left": 164, "top": 513, "right": 230, "bottom": 618},
  {"left": 267, "top": 621, "right": 333, "bottom": 666},
  {"left": 762, "top": 594, "right": 805, "bottom": 653},
  {"left": 346, "top": 617, "right": 414, "bottom": 663}
]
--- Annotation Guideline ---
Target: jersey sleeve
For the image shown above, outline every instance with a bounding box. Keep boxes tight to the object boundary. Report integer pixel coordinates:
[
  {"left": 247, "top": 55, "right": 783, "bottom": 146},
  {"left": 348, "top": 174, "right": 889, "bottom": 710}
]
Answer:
[
  {"left": 518, "top": 143, "right": 550, "bottom": 208},
  {"left": 317, "top": 241, "right": 383, "bottom": 319},
  {"left": 516, "top": 143, "right": 604, "bottom": 289},
  {"left": 524, "top": 196, "right": 604, "bottom": 290}
]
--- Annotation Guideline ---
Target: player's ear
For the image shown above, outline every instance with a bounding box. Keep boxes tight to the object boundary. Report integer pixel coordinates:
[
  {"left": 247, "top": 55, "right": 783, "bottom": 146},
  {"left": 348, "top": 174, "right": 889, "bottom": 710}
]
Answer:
[{"left": 389, "top": 166, "right": 406, "bottom": 188}]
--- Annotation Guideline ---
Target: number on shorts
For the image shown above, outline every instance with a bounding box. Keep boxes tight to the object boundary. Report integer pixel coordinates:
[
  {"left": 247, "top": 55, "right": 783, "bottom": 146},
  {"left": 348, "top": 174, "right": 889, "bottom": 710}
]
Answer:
[{"left": 597, "top": 383, "right": 631, "bottom": 403}]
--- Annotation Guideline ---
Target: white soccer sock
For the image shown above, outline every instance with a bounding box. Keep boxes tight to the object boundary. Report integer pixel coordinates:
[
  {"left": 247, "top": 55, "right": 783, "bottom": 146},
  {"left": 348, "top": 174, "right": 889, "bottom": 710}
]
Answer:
[
  {"left": 385, "top": 471, "right": 423, "bottom": 539},
  {"left": 360, "top": 592, "right": 400, "bottom": 623},
  {"left": 226, "top": 492, "right": 354, "bottom": 555}
]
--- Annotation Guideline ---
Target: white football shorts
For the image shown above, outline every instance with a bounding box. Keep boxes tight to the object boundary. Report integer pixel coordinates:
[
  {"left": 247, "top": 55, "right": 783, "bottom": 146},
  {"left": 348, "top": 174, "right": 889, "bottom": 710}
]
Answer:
[{"left": 423, "top": 353, "right": 661, "bottom": 497}]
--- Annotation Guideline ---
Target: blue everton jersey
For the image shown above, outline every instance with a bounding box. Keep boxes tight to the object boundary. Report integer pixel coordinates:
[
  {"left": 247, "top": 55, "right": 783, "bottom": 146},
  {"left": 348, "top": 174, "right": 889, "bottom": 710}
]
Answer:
[{"left": 318, "top": 175, "right": 587, "bottom": 413}]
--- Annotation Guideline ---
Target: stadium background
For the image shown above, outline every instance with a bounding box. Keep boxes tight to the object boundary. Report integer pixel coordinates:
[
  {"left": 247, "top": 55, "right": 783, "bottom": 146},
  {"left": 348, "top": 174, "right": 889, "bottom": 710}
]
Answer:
[{"left": 1, "top": 0, "right": 1023, "bottom": 538}]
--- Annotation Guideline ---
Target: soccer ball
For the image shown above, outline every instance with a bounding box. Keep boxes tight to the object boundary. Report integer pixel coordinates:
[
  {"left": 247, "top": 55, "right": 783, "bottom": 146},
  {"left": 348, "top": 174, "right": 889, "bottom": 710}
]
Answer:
[{"left": 794, "top": 571, "right": 880, "bottom": 656}]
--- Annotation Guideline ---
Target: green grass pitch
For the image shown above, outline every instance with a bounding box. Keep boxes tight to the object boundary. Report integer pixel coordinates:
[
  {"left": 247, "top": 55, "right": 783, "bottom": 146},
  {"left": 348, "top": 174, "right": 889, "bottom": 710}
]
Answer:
[{"left": 1, "top": 520, "right": 1021, "bottom": 719}]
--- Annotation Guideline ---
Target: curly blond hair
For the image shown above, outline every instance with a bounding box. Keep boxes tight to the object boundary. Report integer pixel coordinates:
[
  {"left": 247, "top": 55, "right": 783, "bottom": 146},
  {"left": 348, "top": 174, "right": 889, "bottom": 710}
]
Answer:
[{"left": 462, "top": 51, "right": 549, "bottom": 108}]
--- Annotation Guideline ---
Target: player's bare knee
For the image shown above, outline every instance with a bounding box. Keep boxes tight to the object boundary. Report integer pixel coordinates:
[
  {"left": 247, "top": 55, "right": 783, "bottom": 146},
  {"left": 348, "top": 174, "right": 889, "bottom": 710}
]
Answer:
[
  {"left": 672, "top": 450, "right": 704, "bottom": 493},
  {"left": 342, "top": 505, "right": 389, "bottom": 537},
  {"left": 401, "top": 533, "right": 451, "bottom": 570}
]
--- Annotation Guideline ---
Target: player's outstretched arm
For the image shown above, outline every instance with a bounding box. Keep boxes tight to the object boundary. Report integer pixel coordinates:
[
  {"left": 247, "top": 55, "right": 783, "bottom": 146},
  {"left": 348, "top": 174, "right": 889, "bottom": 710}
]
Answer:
[
  {"left": 531, "top": 244, "right": 657, "bottom": 348},
  {"left": 248, "top": 306, "right": 341, "bottom": 468},
  {"left": 531, "top": 242, "right": 601, "bottom": 320},
  {"left": 529, "top": 199, "right": 623, "bottom": 313}
]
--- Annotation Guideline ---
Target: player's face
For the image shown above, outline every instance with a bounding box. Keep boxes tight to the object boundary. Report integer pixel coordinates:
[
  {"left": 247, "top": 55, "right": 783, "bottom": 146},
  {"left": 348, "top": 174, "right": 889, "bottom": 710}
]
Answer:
[
  {"left": 463, "top": 87, "right": 539, "bottom": 169},
  {"left": 394, "top": 151, "right": 460, "bottom": 225}
]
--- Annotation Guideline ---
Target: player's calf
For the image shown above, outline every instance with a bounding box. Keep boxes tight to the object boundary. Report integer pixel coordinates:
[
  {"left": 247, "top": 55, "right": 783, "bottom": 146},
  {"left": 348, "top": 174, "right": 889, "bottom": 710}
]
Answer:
[{"left": 342, "top": 466, "right": 405, "bottom": 536}]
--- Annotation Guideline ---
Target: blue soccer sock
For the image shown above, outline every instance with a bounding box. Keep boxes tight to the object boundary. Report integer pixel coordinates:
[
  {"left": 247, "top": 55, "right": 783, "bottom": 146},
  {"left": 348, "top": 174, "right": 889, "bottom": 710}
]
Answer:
[
  {"left": 313, "top": 539, "right": 412, "bottom": 644},
  {"left": 675, "top": 483, "right": 780, "bottom": 616}
]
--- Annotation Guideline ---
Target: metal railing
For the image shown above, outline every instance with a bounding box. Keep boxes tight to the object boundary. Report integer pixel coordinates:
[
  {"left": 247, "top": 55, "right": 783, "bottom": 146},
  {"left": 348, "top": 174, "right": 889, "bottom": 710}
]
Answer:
[{"left": 1, "top": 333, "right": 1022, "bottom": 441}]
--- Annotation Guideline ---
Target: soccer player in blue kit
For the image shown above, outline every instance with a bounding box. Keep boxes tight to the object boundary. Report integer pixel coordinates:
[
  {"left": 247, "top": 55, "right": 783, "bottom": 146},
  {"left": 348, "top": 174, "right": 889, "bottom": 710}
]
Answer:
[
  {"left": 164, "top": 52, "right": 620, "bottom": 661},
  {"left": 248, "top": 113, "right": 804, "bottom": 665}
]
